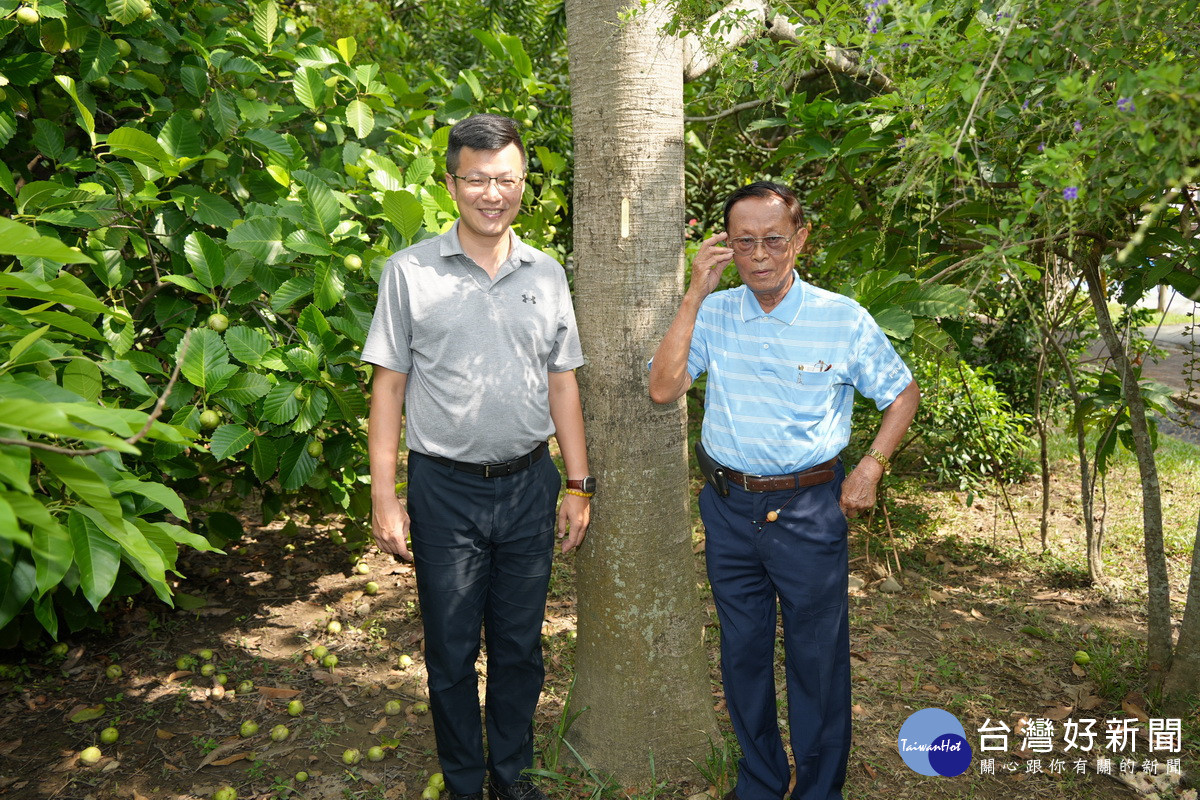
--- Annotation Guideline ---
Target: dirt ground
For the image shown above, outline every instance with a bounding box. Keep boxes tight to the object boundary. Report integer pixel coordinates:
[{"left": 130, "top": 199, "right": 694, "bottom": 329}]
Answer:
[{"left": 1, "top": 451, "right": 1197, "bottom": 800}]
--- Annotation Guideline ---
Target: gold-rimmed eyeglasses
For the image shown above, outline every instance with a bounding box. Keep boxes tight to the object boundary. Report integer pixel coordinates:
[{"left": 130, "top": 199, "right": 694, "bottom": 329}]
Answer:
[
  {"left": 728, "top": 230, "right": 802, "bottom": 255},
  {"left": 450, "top": 174, "right": 526, "bottom": 194}
]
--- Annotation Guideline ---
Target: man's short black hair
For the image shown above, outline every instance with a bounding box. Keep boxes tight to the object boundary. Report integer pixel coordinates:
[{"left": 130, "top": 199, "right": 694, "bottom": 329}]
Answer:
[
  {"left": 446, "top": 114, "right": 527, "bottom": 175},
  {"left": 722, "top": 181, "right": 806, "bottom": 231}
]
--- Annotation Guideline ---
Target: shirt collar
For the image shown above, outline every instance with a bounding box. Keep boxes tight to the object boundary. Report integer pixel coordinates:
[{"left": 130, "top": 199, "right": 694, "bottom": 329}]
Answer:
[
  {"left": 440, "top": 220, "right": 534, "bottom": 265},
  {"left": 739, "top": 270, "right": 804, "bottom": 324}
]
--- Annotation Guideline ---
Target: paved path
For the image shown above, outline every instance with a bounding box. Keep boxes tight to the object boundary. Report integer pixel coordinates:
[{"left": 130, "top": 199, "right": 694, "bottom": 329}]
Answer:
[{"left": 1132, "top": 291, "right": 1199, "bottom": 443}]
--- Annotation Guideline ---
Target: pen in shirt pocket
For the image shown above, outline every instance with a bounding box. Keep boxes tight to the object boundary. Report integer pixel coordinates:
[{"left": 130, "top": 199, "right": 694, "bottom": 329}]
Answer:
[{"left": 796, "top": 360, "right": 833, "bottom": 382}]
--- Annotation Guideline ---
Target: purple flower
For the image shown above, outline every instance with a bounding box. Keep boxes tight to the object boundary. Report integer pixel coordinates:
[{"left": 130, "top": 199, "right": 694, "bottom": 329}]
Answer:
[
  {"left": 1117, "top": 96, "right": 1134, "bottom": 112},
  {"left": 1037, "top": 142, "right": 1045, "bottom": 152},
  {"left": 1073, "top": 120, "right": 1082, "bottom": 133},
  {"left": 750, "top": 59, "right": 759, "bottom": 71},
  {"left": 1063, "top": 186, "right": 1079, "bottom": 201},
  {"left": 897, "top": 137, "right": 906, "bottom": 147},
  {"left": 1022, "top": 99, "right": 1030, "bottom": 110}
]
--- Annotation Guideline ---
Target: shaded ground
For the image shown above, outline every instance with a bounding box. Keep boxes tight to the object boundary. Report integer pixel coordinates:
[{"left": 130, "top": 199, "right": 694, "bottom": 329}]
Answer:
[{"left": 2, "top": 433, "right": 1198, "bottom": 800}]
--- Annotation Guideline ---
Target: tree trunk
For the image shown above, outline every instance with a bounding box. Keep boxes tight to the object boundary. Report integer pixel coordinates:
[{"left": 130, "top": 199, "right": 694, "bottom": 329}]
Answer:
[
  {"left": 1081, "top": 255, "right": 1172, "bottom": 684},
  {"left": 1163, "top": 512, "right": 1200, "bottom": 704},
  {"left": 565, "top": 0, "right": 719, "bottom": 783}
]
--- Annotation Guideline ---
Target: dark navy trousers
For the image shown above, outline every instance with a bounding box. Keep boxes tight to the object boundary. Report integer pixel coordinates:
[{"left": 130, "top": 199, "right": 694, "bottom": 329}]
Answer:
[
  {"left": 700, "top": 463, "right": 851, "bottom": 800},
  {"left": 407, "top": 450, "right": 561, "bottom": 795}
]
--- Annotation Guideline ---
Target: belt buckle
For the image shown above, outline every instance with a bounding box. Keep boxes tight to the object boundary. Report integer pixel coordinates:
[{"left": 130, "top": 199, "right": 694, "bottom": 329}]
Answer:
[{"left": 484, "top": 464, "right": 493, "bottom": 478}]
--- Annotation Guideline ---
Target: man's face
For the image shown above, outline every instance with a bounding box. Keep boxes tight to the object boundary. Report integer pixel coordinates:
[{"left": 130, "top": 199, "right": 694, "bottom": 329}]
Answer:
[
  {"left": 446, "top": 143, "right": 525, "bottom": 244},
  {"left": 726, "top": 194, "right": 807, "bottom": 309}
]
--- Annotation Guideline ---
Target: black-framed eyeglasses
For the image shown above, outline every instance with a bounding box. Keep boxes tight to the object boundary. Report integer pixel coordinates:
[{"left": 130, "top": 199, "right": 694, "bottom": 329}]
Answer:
[
  {"left": 728, "top": 230, "right": 802, "bottom": 255},
  {"left": 450, "top": 174, "right": 526, "bottom": 193}
]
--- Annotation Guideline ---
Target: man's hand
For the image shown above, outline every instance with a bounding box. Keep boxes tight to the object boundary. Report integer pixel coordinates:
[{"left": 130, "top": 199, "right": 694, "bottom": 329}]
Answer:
[
  {"left": 557, "top": 492, "right": 591, "bottom": 553},
  {"left": 372, "top": 493, "right": 412, "bottom": 561},
  {"left": 838, "top": 458, "right": 884, "bottom": 518},
  {"left": 687, "top": 233, "right": 734, "bottom": 299}
]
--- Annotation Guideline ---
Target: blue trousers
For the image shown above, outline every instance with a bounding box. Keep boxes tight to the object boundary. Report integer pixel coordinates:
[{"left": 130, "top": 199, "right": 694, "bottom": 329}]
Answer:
[
  {"left": 700, "top": 463, "right": 851, "bottom": 800},
  {"left": 407, "top": 450, "right": 560, "bottom": 794}
]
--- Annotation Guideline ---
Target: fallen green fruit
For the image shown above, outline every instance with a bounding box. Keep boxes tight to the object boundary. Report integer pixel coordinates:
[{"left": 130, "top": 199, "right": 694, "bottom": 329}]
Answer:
[
  {"left": 213, "top": 787, "right": 237, "bottom": 800},
  {"left": 322, "top": 654, "right": 338, "bottom": 669},
  {"left": 342, "top": 748, "right": 361, "bottom": 765},
  {"left": 239, "top": 720, "right": 258, "bottom": 737},
  {"left": 411, "top": 701, "right": 429, "bottom": 715},
  {"left": 1073, "top": 650, "right": 1091, "bottom": 665},
  {"left": 100, "top": 726, "right": 119, "bottom": 744},
  {"left": 287, "top": 699, "right": 304, "bottom": 716},
  {"left": 384, "top": 700, "right": 402, "bottom": 716},
  {"left": 295, "top": 771, "right": 308, "bottom": 782},
  {"left": 398, "top": 654, "right": 413, "bottom": 669},
  {"left": 326, "top": 620, "right": 342, "bottom": 634},
  {"left": 270, "top": 724, "right": 289, "bottom": 742},
  {"left": 429, "top": 772, "right": 446, "bottom": 791},
  {"left": 422, "top": 786, "right": 440, "bottom": 800},
  {"left": 198, "top": 648, "right": 214, "bottom": 661},
  {"left": 237, "top": 680, "right": 254, "bottom": 695},
  {"left": 312, "top": 645, "right": 329, "bottom": 659},
  {"left": 79, "top": 746, "right": 102, "bottom": 765},
  {"left": 367, "top": 745, "right": 385, "bottom": 761},
  {"left": 105, "top": 664, "right": 123, "bottom": 680},
  {"left": 364, "top": 581, "right": 379, "bottom": 595}
]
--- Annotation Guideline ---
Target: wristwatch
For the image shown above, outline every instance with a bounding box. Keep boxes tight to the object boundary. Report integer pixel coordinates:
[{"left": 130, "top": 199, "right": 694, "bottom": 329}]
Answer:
[{"left": 566, "top": 476, "right": 597, "bottom": 497}]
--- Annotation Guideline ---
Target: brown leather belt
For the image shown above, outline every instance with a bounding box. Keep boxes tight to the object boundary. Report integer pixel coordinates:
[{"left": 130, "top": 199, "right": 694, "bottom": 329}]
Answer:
[{"left": 722, "top": 457, "right": 838, "bottom": 493}]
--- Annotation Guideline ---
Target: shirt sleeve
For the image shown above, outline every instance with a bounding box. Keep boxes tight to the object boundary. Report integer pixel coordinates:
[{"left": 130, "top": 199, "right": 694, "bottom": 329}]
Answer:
[
  {"left": 685, "top": 301, "right": 712, "bottom": 381},
  {"left": 847, "top": 309, "right": 913, "bottom": 410},
  {"left": 547, "top": 269, "right": 585, "bottom": 372},
  {"left": 361, "top": 256, "right": 413, "bottom": 374}
]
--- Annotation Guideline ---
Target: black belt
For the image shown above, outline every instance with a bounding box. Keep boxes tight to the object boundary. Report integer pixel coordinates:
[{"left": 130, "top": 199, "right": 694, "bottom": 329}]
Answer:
[{"left": 416, "top": 441, "right": 548, "bottom": 478}]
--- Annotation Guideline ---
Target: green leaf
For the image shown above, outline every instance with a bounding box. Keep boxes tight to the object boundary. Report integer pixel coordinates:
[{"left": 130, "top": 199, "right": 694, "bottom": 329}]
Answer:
[
  {"left": 270, "top": 275, "right": 314, "bottom": 312},
  {"left": 382, "top": 190, "right": 424, "bottom": 241},
  {"left": 108, "top": 478, "right": 189, "bottom": 521},
  {"left": 0, "top": 496, "right": 30, "bottom": 549},
  {"left": 62, "top": 359, "right": 103, "bottom": 402},
  {"left": 105, "top": 126, "right": 171, "bottom": 168},
  {"left": 159, "top": 112, "right": 202, "bottom": 159},
  {"left": 180, "top": 64, "right": 208, "bottom": 98},
  {"left": 193, "top": 192, "right": 239, "bottom": 229},
  {"left": 314, "top": 259, "right": 344, "bottom": 310},
  {"left": 297, "top": 172, "right": 340, "bottom": 238},
  {"left": 336, "top": 36, "right": 357, "bottom": 64},
  {"left": 278, "top": 437, "right": 317, "bottom": 490},
  {"left": 67, "top": 510, "right": 120, "bottom": 610},
  {"left": 227, "top": 217, "right": 284, "bottom": 264},
  {"left": 97, "top": 359, "right": 156, "bottom": 399},
  {"left": 254, "top": 0, "right": 278, "bottom": 45},
  {"left": 262, "top": 381, "right": 301, "bottom": 424},
  {"left": 39, "top": 453, "right": 125, "bottom": 523},
  {"left": 106, "top": 0, "right": 148, "bottom": 25},
  {"left": 184, "top": 231, "right": 226, "bottom": 290},
  {"left": 209, "top": 424, "right": 255, "bottom": 461},
  {"left": 292, "top": 65, "right": 325, "bottom": 110},
  {"left": 244, "top": 128, "right": 291, "bottom": 156},
  {"left": 251, "top": 435, "right": 278, "bottom": 481},
  {"left": 405, "top": 155, "right": 435, "bottom": 185},
  {"left": 81, "top": 31, "right": 120, "bottom": 83},
  {"left": 179, "top": 327, "right": 232, "bottom": 392},
  {"left": 498, "top": 33, "right": 533, "bottom": 79},
  {"left": 162, "top": 273, "right": 211, "bottom": 297},
  {"left": 209, "top": 89, "right": 240, "bottom": 139},
  {"left": 0, "top": 555, "right": 35, "bottom": 631},
  {"left": 293, "top": 387, "right": 329, "bottom": 433},
  {"left": 69, "top": 704, "right": 107, "bottom": 724},
  {"left": 33, "top": 119, "right": 65, "bottom": 161},
  {"left": 219, "top": 372, "right": 271, "bottom": 404},
  {"left": 345, "top": 99, "right": 375, "bottom": 139},
  {"left": 0, "top": 52, "right": 54, "bottom": 86},
  {"left": 225, "top": 326, "right": 272, "bottom": 365},
  {"left": 0, "top": 217, "right": 94, "bottom": 264},
  {"left": 284, "top": 230, "right": 335, "bottom": 255},
  {"left": 872, "top": 306, "right": 915, "bottom": 340}
]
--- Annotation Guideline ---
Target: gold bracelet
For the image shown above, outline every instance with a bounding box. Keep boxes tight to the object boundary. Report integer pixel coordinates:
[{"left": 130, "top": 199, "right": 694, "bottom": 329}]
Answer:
[
  {"left": 565, "top": 488, "right": 594, "bottom": 498},
  {"left": 865, "top": 447, "right": 891, "bottom": 473}
]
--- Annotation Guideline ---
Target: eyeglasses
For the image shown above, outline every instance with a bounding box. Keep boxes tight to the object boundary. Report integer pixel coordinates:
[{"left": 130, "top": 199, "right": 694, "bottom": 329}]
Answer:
[
  {"left": 728, "top": 230, "right": 801, "bottom": 255},
  {"left": 451, "top": 174, "right": 525, "bottom": 193}
]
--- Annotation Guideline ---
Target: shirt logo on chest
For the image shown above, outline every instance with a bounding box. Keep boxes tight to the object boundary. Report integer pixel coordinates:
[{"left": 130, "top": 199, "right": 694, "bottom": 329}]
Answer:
[{"left": 522, "top": 293, "right": 537, "bottom": 304}]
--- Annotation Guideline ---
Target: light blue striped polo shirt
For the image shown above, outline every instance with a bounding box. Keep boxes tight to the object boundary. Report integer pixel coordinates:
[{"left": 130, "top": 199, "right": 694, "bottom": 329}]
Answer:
[{"left": 687, "top": 272, "right": 912, "bottom": 475}]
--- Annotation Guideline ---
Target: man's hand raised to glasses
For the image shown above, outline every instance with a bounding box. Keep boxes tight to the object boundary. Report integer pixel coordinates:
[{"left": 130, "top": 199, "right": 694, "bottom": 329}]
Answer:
[{"left": 688, "top": 233, "right": 734, "bottom": 300}]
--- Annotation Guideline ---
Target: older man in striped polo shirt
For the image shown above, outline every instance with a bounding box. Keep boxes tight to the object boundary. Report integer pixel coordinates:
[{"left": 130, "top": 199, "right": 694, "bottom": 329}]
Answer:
[{"left": 649, "top": 181, "right": 919, "bottom": 800}]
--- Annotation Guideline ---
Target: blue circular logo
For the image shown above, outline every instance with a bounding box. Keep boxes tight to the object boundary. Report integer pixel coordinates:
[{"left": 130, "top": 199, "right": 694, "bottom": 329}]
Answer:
[{"left": 897, "top": 708, "right": 973, "bottom": 776}]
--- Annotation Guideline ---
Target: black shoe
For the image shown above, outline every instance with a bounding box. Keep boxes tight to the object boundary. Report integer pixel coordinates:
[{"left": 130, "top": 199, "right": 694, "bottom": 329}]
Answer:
[
  {"left": 450, "top": 793, "right": 483, "bottom": 800},
  {"left": 488, "top": 779, "right": 550, "bottom": 800}
]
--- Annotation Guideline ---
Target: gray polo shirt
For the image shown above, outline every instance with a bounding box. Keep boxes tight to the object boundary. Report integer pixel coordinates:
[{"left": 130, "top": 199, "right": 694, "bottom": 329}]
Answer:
[{"left": 361, "top": 221, "right": 585, "bottom": 463}]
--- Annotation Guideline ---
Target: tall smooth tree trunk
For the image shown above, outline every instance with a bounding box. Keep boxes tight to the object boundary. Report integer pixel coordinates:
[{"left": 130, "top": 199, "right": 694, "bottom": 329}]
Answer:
[
  {"left": 565, "top": 0, "right": 719, "bottom": 783},
  {"left": 1163, "top": 512, "right": 1200, "bottom": 703},
  {"left": 1082, "top": 256, "right": 1171, "bottom": 684}
]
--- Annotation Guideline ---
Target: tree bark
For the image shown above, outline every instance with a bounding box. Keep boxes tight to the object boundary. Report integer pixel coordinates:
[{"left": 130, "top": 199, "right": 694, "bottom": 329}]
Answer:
[
  {"left": 1081, "top": 254, "right": 1172, "bottom": 684},
  {"left": 1163, "top": 512, "right": 1200, "bottom": 704},
  {"left": 565, "top": 0, "right": 719, "bottom": 783}
]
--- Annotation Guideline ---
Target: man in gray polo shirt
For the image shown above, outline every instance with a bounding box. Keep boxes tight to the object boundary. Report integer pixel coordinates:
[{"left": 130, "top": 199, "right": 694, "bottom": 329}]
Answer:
[{"left": 363, "top": 114, "right": 593, "bottom": 800}]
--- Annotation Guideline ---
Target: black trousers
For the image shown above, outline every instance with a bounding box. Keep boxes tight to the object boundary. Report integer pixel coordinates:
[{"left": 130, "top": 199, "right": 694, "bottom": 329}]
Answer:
[{"left": 407, "top": 450, "right": 560, "bottom": 794}]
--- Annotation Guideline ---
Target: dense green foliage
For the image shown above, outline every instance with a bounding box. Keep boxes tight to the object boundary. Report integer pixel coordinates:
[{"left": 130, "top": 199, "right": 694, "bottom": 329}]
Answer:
[{"left": 0, "top": 0, "right": 567, "bottom": 643}]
